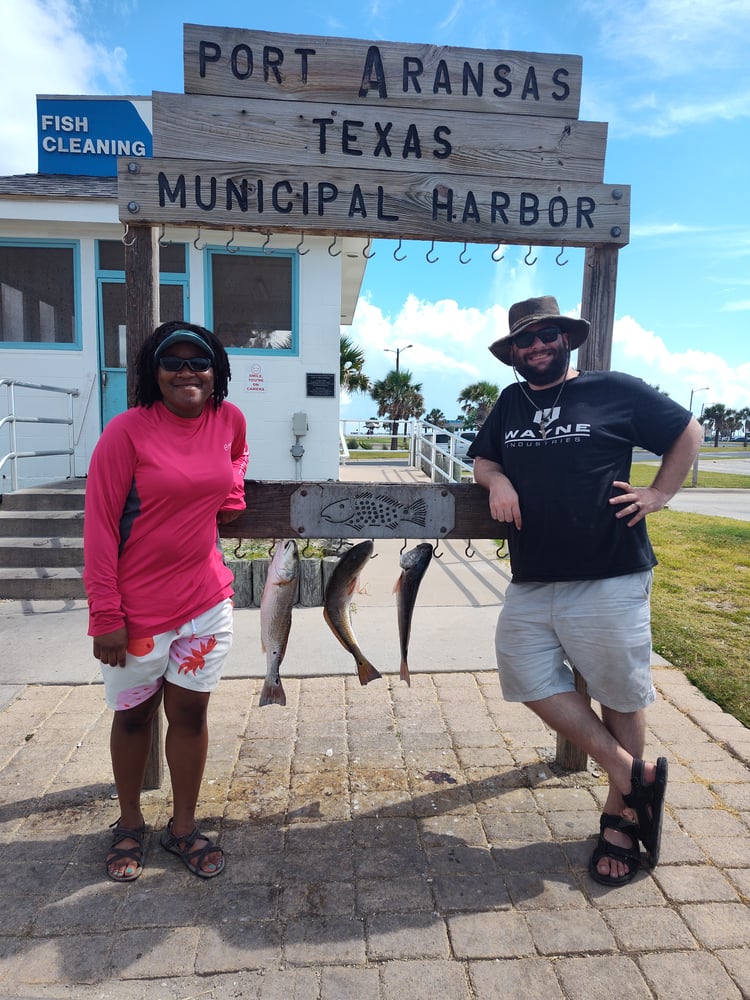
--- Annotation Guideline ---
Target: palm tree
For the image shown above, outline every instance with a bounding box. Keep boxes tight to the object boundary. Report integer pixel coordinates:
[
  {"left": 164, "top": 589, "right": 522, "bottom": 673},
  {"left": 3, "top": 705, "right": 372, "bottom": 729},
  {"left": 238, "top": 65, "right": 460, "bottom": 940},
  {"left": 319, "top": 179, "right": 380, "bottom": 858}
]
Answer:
[
  {"left": 370, "top": 369, "right": 425, "bottom": 450},
  {"left": 340, "top": 335, "right": 370, "bottom": 394},
  {"left": 736, "top": 406, "right": 750, "bottom": 448},
  {"left": 457, "top": 380, "right": 499, "bottom": 428},
  {"left": 425, "top": 408, "right": 447, "bottom": 427},
  {"left": 701, "top": 403, "right": 736, "bottom": 448}
]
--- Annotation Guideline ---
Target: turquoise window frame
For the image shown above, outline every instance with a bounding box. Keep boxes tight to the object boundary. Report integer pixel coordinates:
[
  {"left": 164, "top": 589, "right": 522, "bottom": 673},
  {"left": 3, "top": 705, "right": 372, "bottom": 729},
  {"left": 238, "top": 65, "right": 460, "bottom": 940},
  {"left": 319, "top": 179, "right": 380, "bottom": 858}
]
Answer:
[
  {"left": 0, "top": 238, "right": 81, "bottom": 350},
  {"left": 204, "top": 246, "right": 299, "bottom": 357}
]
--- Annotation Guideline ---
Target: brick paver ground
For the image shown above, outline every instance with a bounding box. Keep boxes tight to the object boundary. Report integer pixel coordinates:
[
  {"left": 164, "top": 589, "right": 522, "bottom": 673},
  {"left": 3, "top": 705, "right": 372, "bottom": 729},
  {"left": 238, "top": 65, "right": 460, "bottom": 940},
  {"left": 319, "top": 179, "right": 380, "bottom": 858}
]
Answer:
[{"left": 0, "top": 663, "right": 748, "bottom": 998}]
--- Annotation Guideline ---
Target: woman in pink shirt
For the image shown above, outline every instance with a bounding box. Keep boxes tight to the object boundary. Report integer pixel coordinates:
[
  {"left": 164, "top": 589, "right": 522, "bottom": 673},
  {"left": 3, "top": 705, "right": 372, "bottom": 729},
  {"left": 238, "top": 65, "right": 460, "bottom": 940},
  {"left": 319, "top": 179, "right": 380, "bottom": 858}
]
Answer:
[{"left": 84, "top": 322, "right": 248, "bottom": 881}]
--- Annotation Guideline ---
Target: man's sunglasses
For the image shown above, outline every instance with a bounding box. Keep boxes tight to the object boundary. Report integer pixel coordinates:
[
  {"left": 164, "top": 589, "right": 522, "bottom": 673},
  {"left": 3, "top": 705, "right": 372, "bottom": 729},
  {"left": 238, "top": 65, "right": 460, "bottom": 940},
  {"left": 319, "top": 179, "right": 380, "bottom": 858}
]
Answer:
[
  {"left": 512, "top": 326, "right": 562, "bottom": 349},
  {"left": 158, "top": 356, "right": 213, "bottom": 373}
]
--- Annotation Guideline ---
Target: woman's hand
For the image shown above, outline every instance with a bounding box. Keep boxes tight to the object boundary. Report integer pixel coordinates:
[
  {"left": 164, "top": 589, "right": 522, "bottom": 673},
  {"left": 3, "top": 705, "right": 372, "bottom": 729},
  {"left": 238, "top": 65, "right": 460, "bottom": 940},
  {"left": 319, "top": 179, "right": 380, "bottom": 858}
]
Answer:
[{"left": 93, "top": 628, "right": 129, "bottom": 667}]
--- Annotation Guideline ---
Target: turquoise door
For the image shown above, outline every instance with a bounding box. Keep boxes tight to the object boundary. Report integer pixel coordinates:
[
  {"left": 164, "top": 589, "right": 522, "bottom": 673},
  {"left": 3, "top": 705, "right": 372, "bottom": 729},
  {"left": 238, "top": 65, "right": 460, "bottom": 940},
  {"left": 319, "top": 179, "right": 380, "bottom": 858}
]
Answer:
[{"left": 98, "top": 279, "right": 187, "bottom": 427}]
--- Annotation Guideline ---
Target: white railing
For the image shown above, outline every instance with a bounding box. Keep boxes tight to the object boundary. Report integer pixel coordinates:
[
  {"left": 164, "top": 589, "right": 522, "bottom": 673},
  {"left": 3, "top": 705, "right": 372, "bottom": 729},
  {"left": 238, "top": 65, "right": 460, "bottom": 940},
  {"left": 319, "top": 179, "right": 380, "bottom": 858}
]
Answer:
[
  {"left": 0, "top": 379, "right": 80, "bottom": 493},
  {"left": 339, "top": 418, "right": 475, "bottom": 483},
  {"left": 412, "top": 422, "right": 475, "bottom": 484}
]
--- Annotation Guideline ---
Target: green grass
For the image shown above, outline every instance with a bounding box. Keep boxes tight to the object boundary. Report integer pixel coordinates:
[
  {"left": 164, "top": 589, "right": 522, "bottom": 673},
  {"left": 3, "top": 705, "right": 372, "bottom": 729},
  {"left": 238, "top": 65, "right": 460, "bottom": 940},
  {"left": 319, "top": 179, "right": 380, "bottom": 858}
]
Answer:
[
  {"left": 630, "top": 462, "right": 750, "bottom": 490},
  {"left": 648, "top": 511, "right": 750, "bottom": 728}
]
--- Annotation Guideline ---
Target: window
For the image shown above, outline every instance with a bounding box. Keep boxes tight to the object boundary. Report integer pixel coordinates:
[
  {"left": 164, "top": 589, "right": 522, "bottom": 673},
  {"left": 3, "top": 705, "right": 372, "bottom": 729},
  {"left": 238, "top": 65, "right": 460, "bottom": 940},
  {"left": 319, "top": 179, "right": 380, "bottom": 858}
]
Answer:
[
  {"left": 0, "top": 240, "right": 79, "bottom": 347},
  {"left": 206, "top": 248, "right": 297, "bottom": 354}
]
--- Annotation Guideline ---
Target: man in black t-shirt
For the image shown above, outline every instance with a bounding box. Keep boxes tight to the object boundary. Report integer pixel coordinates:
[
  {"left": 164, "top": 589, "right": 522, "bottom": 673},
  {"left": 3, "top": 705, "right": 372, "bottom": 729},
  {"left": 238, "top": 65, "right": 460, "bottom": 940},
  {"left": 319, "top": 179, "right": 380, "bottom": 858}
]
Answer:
[{"left": 469, "top": 295, "right": 702, "bottom": 888}]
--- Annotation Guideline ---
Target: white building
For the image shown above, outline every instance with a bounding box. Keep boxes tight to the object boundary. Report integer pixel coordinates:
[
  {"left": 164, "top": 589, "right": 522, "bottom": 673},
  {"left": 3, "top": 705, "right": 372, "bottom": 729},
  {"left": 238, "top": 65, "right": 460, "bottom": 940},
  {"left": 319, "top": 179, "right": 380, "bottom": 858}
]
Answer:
[{"left": 0, "top": 97, "right": 367, "bottom": 492}]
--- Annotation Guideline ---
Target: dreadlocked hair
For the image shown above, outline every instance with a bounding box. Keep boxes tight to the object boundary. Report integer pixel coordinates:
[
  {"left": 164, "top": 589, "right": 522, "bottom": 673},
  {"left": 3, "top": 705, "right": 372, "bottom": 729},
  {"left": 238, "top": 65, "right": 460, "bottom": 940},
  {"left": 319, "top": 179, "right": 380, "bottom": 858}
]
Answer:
[{"left": 133, "top": 321, "right": 232, "bottom": 410}]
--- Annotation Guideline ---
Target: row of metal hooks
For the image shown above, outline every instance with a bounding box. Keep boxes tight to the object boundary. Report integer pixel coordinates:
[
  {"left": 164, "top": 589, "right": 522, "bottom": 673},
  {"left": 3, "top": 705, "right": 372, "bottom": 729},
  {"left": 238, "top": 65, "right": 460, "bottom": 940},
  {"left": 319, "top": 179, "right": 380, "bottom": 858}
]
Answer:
[
  {"left": 233, "top": 537, "right": 508, "bottom": 561},
  {"left": 122, "top": 224, "right": 569, "bottom": 267}
]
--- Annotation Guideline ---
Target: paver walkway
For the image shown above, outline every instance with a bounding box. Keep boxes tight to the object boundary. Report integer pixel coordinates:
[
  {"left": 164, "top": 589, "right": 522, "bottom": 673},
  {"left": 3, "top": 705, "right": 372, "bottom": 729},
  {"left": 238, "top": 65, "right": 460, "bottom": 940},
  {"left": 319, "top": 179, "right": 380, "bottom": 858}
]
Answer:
[{"left": 0, "top": 461, "right": 748, "bottom": 997}]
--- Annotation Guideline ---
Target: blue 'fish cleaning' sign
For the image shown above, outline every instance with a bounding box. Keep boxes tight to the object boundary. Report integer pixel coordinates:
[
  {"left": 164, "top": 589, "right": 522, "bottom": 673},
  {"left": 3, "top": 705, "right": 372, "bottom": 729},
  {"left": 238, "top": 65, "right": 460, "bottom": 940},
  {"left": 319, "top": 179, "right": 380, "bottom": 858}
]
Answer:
[{"left": 37, "top": 96, "right": 152, "bottom": 177}]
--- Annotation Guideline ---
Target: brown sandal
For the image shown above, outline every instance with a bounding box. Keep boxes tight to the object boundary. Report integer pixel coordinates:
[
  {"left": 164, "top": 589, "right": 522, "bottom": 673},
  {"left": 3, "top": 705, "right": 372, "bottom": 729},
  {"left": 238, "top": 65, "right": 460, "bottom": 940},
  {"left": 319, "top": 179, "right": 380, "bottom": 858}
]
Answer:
[
  {"left": 106, "top": 819, "right": 146, "bottom": 882},
  {"left": 160, "top": 818, "right": 225, "bottom": 879}
]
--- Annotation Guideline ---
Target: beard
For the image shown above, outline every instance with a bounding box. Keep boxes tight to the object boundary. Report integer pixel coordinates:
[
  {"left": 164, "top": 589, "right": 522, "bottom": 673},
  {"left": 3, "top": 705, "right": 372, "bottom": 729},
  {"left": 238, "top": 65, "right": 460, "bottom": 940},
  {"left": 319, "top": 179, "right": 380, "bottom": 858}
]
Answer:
[{"left": 512, "top": 341, "right": 570, "bottom": 387}]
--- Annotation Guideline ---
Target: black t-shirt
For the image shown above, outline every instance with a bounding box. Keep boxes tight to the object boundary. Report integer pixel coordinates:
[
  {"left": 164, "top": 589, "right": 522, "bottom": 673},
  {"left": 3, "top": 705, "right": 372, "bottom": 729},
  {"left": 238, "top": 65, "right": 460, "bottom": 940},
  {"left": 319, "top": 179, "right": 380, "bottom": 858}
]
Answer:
[{"left": 467, "top": 370, "right": 692, "bottom": 583}]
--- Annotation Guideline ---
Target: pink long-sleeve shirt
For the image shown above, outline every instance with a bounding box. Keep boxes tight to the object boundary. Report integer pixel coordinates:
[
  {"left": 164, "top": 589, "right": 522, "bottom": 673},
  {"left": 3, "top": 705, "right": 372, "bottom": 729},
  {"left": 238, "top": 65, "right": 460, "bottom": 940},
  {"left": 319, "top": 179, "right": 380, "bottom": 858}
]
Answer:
[{"left": 84, "top": 400, "right": 248, "bottom": 639}]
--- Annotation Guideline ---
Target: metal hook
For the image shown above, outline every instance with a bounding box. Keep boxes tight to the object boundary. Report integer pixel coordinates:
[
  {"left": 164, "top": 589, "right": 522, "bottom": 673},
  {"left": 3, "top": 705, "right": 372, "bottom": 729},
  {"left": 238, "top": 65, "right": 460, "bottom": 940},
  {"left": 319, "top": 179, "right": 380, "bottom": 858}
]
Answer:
[
  {"left": 400, "top": 539, "right": 408, "bottom": 555},
  {"left": 524, "top": 246, "right": 537, "bottom": 266},
  {"left": 459, "top": 242, "right": 471, "bottom": 265},
  {"left": 496, "top": 539, "right": 509, "bottom": 560},
  {"left": 295, "top": 231, "right": 309, "bottom": 256},
  {"left": 226, "top": 228, "right": 239, "bottom": 254},
  {"left": 555, "top": 244, "right": 568, "bottom": 266},
  {"left": 426, "top": 240, "right": 439, "bottom": 264},
  {"left": 328, "top": 235, "right": 341, "bottom": 257},
  {"left": 193, "top": 227, "right": 206, "bottom": 251},
  {"left": 334, "top": 538, "right": 346, "bottom": 554},
  {"left": 465, "top": 539, "right": 475, "bottom": 558},
  {"left": 491, "top": 242, "right": 505, "bottom": 262},
  {"left": 268, "top": 539, "right": 277, "bottom": 558},
  {"left": 262, "top": 231, "right": 273, "bottom": 255},
  {"left": 433, "top": 538, "right": 443, "bottom": 559},
  {"left": 369, "top": 549, "right": 378, "bottom": 559},
  {"left": 363, "top": 236, "right": 376, "bottom": 259},
  {"left": 301, "top": 538, "right": 313, "bottom": 557},
  {"left": 393, "top": 238, "right": 407, "bottom": 262},
  {"left": 233, "top": 539, "right": 244, "bottom": 558},
  {"left": 158, "top": 224, "right": 171, "bottom": 248},
  {"left": 121, "top": 224, "right": 136, "bottom": 247}
]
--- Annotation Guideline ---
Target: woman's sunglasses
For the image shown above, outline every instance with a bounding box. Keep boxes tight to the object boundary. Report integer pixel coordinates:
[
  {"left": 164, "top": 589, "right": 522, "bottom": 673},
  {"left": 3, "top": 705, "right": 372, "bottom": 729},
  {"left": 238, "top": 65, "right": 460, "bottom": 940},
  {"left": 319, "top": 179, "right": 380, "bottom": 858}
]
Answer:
[
  {"left": 158, "top": 356, "right": 213, "bottom": 373},
  {"left": 512, "top": 326, "right": 562, "bottom": 349}
]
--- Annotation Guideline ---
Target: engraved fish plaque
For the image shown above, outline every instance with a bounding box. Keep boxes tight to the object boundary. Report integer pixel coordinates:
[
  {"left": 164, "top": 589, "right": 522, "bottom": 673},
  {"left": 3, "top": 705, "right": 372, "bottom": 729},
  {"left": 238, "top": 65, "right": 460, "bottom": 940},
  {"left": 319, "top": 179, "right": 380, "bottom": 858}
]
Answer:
[{"left": 290, "top": 484, "right": 456, "bottom": 539}]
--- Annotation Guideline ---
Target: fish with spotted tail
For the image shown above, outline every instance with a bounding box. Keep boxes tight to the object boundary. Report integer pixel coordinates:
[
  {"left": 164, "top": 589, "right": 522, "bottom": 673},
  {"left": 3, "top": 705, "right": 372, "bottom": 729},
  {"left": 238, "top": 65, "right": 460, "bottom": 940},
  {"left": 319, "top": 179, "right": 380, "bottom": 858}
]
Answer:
[
  {"left": 259, "top": 539, "right": 299, "bottom": 707},
  {"left": 323, "top": 540, "right": 381, "bottom": 686},
  {"left": 394, "top": 542, "right": 433, "bottom": 687}
]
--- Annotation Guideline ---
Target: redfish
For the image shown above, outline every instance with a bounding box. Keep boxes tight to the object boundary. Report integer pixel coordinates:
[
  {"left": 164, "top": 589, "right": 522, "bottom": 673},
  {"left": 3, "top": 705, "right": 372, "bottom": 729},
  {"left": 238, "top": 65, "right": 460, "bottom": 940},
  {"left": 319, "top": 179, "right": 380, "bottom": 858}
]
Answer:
[
  {"left": 259, "top": 539, "right": 299, "bottom": 706},
  {"left": 394, "top": 543, "right": 433, "bottom": 686},
  {"left": 323, "top": 540, "right": 381, "bottom": 686}
]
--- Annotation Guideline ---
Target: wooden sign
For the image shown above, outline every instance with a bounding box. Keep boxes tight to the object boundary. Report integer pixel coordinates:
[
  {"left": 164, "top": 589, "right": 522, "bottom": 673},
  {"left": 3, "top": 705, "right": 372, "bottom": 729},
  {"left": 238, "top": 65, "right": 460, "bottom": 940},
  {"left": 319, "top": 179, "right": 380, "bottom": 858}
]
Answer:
[
  {"left": 118, "top": 157, "right": 630, "bottom": 247},
  {"left": 184, "top": 23, "right": 582, "bottom": 118},
  {"left": 152, "top": 92, "right": 607, "bottom": 183}
]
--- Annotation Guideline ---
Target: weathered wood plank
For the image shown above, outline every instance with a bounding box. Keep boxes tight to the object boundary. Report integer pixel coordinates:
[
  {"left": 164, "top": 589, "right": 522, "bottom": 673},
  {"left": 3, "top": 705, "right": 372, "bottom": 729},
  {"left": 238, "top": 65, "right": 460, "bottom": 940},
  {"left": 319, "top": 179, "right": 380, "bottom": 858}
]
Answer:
[
  {"left": 578, "top": 244, "right": 620, "bottom": 372},
  {"left": 184, "top": 24, "right": 582, "bottom": 119},
  {"left": 152, "top": 92, "right": 607, "bottom": 183},
  {"left": 219, "top": 481, "right": 507, "bottom": 541},
  {"left": 118, "top": 159, "right": 630, "bottom": 248},
  {"left": 124, "top": 224, "right": 159, "bottom": 407}
]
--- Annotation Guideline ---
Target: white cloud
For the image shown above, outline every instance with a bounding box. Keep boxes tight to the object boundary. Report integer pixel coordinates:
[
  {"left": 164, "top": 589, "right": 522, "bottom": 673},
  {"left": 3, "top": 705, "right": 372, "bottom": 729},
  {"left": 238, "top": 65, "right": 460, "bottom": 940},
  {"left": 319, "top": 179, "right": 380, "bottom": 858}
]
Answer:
[
  {"left": 0, "top": 0, "right": 128, "bottom": 174},
  {"left": 344, "top": 297, "right": 750, "bottom": 419},
  {"left": 612, "top": 314, "right": 750, "bottom": 409},
  {"left": 722, "top": 300, "right": 750, "bottom": 313}
]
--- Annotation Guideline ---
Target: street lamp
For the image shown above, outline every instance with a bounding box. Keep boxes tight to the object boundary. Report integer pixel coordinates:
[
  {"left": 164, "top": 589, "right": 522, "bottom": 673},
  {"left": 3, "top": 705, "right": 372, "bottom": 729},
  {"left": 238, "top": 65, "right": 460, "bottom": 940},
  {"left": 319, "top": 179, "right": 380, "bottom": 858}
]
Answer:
[
  {"left": 689, "top": 386, "right": 709, "bottom": 487},
  {"left": 385, "top": 344, "right": 413, "bottom": 373},
  {"left": 689, "top": 386, "right": 709, "bottom": 413}
]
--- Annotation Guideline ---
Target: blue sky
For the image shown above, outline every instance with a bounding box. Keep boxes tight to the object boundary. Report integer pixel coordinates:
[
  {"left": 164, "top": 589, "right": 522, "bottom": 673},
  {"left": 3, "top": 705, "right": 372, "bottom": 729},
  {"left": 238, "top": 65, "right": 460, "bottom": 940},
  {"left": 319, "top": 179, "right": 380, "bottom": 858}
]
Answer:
[{"left": 2, "top": 0, "right": 748, "bottom": 423}]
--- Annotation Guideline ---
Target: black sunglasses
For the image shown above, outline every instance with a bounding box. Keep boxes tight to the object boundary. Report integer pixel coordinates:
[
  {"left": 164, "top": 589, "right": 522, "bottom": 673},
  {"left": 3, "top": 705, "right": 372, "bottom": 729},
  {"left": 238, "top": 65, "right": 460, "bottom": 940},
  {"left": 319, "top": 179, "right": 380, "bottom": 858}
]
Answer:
[
  {"left": 512, "top": 326, "right": 562, "bottom": 349},
  {"left": 158, "top": 355, "right": 213, "bottom": 373}
]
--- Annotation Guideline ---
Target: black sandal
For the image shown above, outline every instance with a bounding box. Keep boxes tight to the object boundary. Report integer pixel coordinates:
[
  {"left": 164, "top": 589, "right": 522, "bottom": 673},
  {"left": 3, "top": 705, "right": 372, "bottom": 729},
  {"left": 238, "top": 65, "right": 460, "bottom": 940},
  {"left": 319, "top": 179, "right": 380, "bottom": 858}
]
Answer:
[
  {"left": 589, "top": 813, "right": 641, "bottom": 887},
  {"left": 623, "top": 757, "right": 668, "bottom": 867},
  {"left": 160, "top": 818, "right": 225, "bottom": 879},
  {"left": 106, "top": 819, "right": 146, "bottom": 882}
]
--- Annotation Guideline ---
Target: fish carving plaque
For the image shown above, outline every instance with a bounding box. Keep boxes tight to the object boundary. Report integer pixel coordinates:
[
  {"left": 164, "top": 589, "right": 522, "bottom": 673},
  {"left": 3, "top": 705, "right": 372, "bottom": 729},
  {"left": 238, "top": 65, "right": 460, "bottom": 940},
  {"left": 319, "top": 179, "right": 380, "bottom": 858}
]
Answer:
[{"left": 290, "top": 484, "right": 456, "bottom": 539}]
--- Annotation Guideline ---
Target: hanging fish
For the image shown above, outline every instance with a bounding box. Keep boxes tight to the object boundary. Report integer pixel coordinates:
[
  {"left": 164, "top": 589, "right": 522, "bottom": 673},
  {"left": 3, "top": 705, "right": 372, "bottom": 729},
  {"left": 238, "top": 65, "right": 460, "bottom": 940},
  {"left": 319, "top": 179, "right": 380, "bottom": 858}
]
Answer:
[
  {"left": 323, "top": 540, "right": 381, "bottom": 686},
  {"left": 394, "top": 543, "right": 434, "bottom": 686},
  {"left": 259, "top": 539, "right": 299, "bottom": 707}
]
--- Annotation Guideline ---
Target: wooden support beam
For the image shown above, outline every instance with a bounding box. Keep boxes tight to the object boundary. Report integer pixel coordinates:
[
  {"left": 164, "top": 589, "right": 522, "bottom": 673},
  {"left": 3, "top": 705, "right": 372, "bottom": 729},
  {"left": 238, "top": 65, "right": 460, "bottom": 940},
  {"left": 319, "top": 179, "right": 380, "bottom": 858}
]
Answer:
[
  {"left": 553, "top": 243, "right": 620, "bottom": 772},
  {"left": 124, "top": 224, "right": 160, "bottom": 408},
  {"left": 124, "top": 223, "right": 162, "bottom": 789}
]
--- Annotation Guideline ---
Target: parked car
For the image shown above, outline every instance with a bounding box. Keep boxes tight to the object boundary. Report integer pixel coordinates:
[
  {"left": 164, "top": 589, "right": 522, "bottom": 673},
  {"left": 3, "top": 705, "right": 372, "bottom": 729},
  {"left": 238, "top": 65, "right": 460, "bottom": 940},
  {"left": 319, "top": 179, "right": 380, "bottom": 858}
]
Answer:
[{"left": 454, "top": 431, "right": 477, "bottom": 458}]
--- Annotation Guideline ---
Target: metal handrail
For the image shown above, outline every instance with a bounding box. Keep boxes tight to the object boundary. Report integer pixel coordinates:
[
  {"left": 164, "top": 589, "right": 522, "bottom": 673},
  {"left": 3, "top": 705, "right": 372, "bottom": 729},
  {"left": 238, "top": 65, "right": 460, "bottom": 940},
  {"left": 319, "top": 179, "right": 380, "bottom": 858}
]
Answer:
[{"left": 0, "top": 378, "right": 80, "bottom": 492}]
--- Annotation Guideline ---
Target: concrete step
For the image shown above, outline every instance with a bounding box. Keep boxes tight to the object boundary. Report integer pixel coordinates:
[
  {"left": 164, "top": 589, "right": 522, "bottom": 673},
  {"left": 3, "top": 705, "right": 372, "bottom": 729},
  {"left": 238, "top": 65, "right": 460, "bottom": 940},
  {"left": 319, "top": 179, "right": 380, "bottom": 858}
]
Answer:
[
  {"left": 0, "top": 537, "right": 84, "bottom": 568},
  {"left": 1, "top": 483, "right": 86, "bottom": 511},
  {"left": 0, "top": 567, "right": 86, "bottom": 600},
  {"left": 0, "top": 510, "right": 84, "bottom": 538}
]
